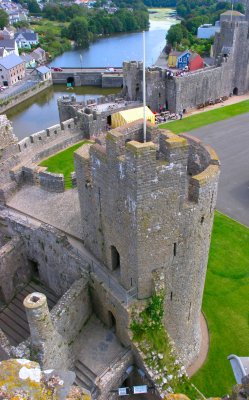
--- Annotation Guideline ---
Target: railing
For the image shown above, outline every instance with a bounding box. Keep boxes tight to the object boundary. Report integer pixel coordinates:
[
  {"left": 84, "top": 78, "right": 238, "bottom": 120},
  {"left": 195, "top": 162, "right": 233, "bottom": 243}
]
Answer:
[{"left": 0, "top": 80, "right": 40, "bottom": 101}]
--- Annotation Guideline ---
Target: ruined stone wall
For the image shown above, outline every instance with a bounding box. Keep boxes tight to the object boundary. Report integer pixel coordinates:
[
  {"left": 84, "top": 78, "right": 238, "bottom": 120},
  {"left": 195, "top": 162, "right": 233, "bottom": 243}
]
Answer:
[
  {"left": 0, "top": 236, "right": 31, "bottom": 303},
  {"left": 74, "top": 121, "right": 220, "bottom": 366},
  {"left": 0, "top": 210, "right": 89, "bottom": 297},
  {"left": 51, "top": 277, "right": 92, "bottom": 346},
  {"left": 0, "top": 116, "right": 21, "bottom": 204}
]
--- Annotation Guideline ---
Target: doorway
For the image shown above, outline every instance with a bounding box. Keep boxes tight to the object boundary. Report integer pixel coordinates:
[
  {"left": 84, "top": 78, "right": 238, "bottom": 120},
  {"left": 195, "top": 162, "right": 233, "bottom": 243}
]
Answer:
[
  {"left": 108, "top": 311, "right": 116, "bottom": 333},
  {"left": 111, "top": 246, "right": 120, "bottom": 271}
]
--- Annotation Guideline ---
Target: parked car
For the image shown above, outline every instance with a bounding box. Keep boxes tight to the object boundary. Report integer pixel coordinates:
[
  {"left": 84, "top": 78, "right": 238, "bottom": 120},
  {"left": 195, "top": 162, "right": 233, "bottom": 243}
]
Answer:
[{"left": 52, "top": 67, "right": 63, "bottom": 72}]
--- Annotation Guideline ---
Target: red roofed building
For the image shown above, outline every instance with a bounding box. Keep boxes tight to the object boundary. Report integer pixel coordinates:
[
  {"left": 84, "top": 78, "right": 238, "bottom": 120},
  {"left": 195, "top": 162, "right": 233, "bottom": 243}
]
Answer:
[{"left": 188, "top": 53, "right": 204, "bottom": 71}]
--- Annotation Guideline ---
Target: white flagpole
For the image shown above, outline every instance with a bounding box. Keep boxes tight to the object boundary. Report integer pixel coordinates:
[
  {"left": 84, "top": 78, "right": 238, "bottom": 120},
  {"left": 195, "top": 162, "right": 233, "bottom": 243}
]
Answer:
[
  {"left": 143, "top": 31, "right": 146, "bottom": 143},
  {"left": 231, "top": 1, "right": 233, "bottom": 23}
]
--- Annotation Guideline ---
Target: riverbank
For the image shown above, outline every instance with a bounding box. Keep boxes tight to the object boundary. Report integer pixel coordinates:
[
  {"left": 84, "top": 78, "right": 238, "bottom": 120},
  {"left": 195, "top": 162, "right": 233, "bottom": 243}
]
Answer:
[{"left": 0, "top": 80, "right": 53, "bottom": 115}]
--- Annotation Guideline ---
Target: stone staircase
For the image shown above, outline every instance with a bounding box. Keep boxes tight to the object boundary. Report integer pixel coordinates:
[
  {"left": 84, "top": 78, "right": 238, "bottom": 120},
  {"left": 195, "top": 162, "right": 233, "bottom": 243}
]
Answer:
[
  {"left": 74, "top": 359, "right": 98, "bottom": 394},
  {"left": 0, "top": 281, "right": 59, "bottom": 346}
]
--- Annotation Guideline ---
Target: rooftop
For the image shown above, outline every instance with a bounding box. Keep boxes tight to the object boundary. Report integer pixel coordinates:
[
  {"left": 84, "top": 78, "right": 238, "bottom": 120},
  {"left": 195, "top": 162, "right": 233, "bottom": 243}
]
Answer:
[{"left": 0, "top": 53, "right": 24, "bottom": 69}]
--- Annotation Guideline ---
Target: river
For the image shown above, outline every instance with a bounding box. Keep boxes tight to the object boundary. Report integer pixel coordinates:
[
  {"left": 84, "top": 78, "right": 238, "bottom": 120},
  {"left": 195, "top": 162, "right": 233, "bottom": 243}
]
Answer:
[{"left": 7, "top": 9, "right": 177, "bottom": 139}]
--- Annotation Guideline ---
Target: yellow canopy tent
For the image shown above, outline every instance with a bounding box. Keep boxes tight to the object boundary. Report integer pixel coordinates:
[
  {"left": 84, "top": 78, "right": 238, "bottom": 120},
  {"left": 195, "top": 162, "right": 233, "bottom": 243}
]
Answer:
[{"left": 111, "top": 106, "right": 155, "bottom": 128}]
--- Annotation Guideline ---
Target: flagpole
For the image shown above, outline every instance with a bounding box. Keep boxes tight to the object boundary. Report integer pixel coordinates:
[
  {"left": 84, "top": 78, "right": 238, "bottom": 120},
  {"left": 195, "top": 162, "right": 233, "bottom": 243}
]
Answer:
[
  {"left": 231, "top": 0, "right": 233, "bottom": 23},
  {"left": 143, "top": 31, "right": 146, "bottom": 143}
]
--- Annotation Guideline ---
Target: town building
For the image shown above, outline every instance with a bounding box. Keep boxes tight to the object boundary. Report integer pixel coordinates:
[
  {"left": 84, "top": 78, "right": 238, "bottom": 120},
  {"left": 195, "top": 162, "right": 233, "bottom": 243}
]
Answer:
[
  {"left": 168, "top": 50, "right": 204, "bottom": 71},
  {"left": 188, "top": 52, "right": 204, "bottom": 71},
  {"left": 14, "top": 30, "right": 39, "bottom": 49},
  {"left": 33, "top": 65, "right": 52, "bottom": 81},
  {"left": 30, "top": 47, "right": 46, "bottom": 64},
  {"left": 0, "top": 39, "right": 19, "bottom": 56},
  {"left": 20, "top": 53, "right": 36, "bottom": 68},
  {"left": 0, "top": 53, "right": 25, "bottom": 86},
  {"left": 197, "top": 22, "right": 220, "bottom": 39}
]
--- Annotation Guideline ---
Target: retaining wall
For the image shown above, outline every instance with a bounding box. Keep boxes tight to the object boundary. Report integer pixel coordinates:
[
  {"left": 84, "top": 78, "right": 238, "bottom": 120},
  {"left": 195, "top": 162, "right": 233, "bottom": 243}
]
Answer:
[{"left": 0, "top": 80, "right": 53, "bottom": 114}]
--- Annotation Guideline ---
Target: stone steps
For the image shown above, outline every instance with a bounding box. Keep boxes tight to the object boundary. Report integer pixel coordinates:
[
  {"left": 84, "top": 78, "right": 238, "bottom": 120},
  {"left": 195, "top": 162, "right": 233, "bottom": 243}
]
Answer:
[
  {"left": 74, "top": 359, "right": 97, "bottom": 393},
  {"left": 0, "top": 281, "right": 59, "bottom": 346}
]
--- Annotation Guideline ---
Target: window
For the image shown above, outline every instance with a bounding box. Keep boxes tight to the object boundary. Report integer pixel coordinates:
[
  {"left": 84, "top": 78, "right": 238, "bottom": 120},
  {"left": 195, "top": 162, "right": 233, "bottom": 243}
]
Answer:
[
  {"left": 173, "top": 242, "right": 177, "bottom": 256},
  {"left": 111, "top": 246, "right": 120, "bottom": 270}
]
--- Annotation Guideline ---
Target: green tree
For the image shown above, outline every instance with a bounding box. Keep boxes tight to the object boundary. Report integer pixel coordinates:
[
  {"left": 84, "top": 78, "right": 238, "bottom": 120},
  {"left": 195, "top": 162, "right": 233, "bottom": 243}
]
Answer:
[
  {"left": 67, "top": 17, "right": 89, "bottom": 48},
  {"left": 0, "top": 9, "right": 8, "bottom": 29},
  {"left": 166, "top": 24, "right": 184, "bottom": 47},
  {"left": 27, "top": 0, "right": 41, "bottom": 14}
]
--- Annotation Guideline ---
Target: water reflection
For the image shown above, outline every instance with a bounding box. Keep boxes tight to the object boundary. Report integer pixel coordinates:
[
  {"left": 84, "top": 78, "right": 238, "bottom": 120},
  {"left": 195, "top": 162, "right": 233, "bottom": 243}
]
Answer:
[{"left": 7, "top": 86, "right": 120, "bottom": 140}]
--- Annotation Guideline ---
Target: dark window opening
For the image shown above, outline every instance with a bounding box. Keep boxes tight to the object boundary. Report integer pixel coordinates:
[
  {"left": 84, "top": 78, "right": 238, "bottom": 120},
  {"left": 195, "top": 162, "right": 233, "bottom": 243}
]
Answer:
[
  {"left": 131, "top": 278, "right": 133, "bottom": 286},
  {"left": 68, "top": 124, "right": 71, "bottom": 129},
  {"left": 201, "top": 216, "right": 204, "bottom": 224},
  {"left": 173, "top": 242, "right": 177, "bottom": 257},
  {"left": 159, "top": 92, "right": 161, "bottom": 98},
  {"left": 47, "top": 131, "right": 50, "bottom": 137},
  {"left": 28, "top": 259, "right": 39, "bottom": 279},
  {"left": 108, "top": 311, "right": 116, "bottom": 333},
  {"left": 107, "top": 115, "right": 111, "bottom": 126},
  {"left": 166, "top": 100, "right": 169, "bottom": 110},
  {"left": 170, "top": 291, "right": 173, "bottom": 301},
  {"left": 233, "top": 87, "right": 238, "bottom": 95},
  {"left": 54, "top": 130, "right": 57, "bottom": 134},
  {"left": 111, "top": 246, "right": 120, "bottom": 270}
]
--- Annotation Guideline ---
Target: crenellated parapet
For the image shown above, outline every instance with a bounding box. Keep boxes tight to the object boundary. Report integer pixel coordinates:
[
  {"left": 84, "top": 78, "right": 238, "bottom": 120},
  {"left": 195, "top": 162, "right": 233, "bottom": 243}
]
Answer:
[{"left": 75, "top": 121, "right": 220, "bottom": 366}]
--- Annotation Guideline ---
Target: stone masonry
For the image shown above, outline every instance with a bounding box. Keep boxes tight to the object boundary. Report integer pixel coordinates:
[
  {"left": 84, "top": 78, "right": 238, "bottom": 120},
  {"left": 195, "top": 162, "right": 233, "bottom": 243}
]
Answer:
[
  {"left": 122, "top": 7, "right": 249, "bottom": 112},
  {"left": 74, "top": 120, "right": 220, "bottom": 366}
]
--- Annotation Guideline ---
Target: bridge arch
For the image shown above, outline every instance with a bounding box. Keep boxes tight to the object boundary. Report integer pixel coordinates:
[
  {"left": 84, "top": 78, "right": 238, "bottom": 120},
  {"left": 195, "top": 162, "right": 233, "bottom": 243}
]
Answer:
[{"left": 67, "top": 76, "right": 75, "bottom": 86}]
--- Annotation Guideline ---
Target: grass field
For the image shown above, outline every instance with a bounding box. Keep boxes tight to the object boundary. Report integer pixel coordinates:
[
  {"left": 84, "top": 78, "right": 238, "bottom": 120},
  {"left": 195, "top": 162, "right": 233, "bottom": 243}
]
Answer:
[
  {"left": 159, "top": 99, "right": 249, "bottom": 134},
  {"left": 191, "top": 212, "right": 249, "bottom": 397},
  {"left": 39, "top": 141, "right": 91, "bottom": 189}
]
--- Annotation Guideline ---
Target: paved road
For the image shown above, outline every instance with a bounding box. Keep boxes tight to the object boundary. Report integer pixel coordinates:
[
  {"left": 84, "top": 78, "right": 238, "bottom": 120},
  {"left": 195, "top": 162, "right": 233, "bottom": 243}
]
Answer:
[{"left": 187, "top": 112, "right": 249, "bottom": 227}]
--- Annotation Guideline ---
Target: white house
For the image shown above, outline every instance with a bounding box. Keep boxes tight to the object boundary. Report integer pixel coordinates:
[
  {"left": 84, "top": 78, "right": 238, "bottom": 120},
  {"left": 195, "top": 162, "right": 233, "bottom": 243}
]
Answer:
[
  {"left": 14, "top": 31, "right": 39, "bottom": 49},
  {"left": 197, "top": 22, "right": 220, "bottom": 39},
  {"left": 33, "top": 66, "right": 52, "bottom": 81},
  {"left": 0, "top": 39, "right": 19, "bottom": 56},
  {"left": 0, "top": 54, "right": 25, "bottom": 86}
]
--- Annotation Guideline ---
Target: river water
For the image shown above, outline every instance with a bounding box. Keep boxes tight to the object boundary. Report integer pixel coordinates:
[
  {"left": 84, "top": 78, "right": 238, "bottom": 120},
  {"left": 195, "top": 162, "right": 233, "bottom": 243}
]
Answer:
[{"left": 7, "top": 9, "right": 177, "bottom": 139}]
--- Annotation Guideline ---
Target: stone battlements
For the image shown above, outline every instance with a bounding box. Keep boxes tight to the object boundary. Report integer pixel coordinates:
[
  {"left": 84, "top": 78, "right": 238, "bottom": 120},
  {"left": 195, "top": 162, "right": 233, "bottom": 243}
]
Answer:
[
  {"left": 75, "top": 121, "right": 219, "bottom": 205},
  {"left": 18, "top": 118, "right": 77, "bottom": 153}
]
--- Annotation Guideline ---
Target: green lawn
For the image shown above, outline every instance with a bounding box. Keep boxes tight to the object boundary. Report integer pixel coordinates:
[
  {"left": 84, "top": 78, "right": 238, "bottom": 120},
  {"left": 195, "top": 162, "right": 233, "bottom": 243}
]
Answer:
[
  {"left": 159, "top": 99, "right": 249, "bottom": 134},
  {"left": 191, "top": 212, "right": 249, "bottom": 397},
  {"left": 39, "top": 141, "right": 91, "bottom": 188}
]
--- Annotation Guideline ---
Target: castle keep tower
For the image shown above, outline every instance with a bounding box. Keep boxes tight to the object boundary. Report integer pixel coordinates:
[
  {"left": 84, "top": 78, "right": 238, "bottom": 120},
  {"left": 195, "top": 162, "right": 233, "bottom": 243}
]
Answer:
[{"left": 74, "top": 121, "right": 220, "bottom": 365}]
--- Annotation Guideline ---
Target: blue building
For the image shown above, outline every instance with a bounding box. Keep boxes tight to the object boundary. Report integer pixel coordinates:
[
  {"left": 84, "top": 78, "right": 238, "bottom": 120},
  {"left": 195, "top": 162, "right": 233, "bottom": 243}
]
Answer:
[{"left": 177, "top": 50, "right": 191, "bottom": 69}]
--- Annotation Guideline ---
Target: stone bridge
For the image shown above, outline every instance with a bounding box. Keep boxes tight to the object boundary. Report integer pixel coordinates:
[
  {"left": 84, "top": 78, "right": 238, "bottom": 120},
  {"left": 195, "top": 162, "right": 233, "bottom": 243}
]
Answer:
[{"left": 51, "top": 67, "right": 123, "bottom": 88}]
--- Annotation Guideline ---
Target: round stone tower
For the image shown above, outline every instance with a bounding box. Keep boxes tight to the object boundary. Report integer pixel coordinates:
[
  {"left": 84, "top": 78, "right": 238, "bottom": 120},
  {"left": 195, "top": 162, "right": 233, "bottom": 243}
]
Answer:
[
  {"left": 24, "top": 292, "right": 70, "bottom": 369},
  {"left": 74, "top": 121, "right": 220, "bottom": 366}
]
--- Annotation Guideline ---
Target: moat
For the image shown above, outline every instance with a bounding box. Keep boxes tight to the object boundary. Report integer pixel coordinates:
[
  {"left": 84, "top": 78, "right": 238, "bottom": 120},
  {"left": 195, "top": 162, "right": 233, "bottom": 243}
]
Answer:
[{"left": 7, "top": 9, "right": 177, "bottom": 140}]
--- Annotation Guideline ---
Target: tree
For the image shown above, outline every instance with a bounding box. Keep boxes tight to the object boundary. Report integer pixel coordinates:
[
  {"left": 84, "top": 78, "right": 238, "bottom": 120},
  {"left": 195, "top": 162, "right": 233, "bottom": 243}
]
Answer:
[
  {"left": 67, "top": 17, "right": 89, "bottom": 48},
  {"left": 0, "top": 9, "right": 8, "bottom": 29},
  {"left": 27, "top": 0, "right": 41, "bottom": 14},
  {"left": 166, "top": 24, "right": 184, "bottom": 46}
]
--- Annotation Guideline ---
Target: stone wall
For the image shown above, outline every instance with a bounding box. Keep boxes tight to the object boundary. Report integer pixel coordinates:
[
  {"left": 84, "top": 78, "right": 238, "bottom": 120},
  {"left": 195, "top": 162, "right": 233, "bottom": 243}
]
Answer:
[
  {"left": 0, "top": 209, "right": 89, "bottom": 296},
  {"left": 39, "top": 171, "right": 65, "bottom": 193},
  {"left": 0, "top": 80, "right": 52, "bottom": 114},
  {"left": 0, "top": 235, "right": 31, "bottom": 303},
  {"left": 122, "top": 14, "right": 249, "bottom": 112},
  {"left": 51, "top": 277, "right": 92, "bottom": 345},
  {"left": 18, "top": 118, "right": 77, "bottom": 155},
  {"left": 74, "top": 121, "right": 220, "bottom": 366},
  {"left": 0, "top": 116, "right": 21, "bottom": 204}
]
